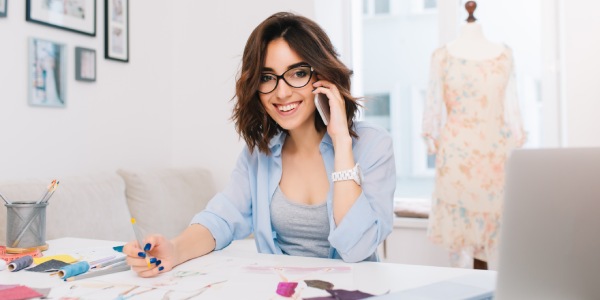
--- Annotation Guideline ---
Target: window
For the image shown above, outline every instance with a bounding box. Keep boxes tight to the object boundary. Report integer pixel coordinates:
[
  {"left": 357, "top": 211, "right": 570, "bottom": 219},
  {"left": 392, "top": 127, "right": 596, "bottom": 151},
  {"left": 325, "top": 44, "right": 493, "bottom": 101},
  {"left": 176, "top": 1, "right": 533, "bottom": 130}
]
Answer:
[
  {"left": 363, "top": 0, "right": 392, "bottom": 16},
  {"left": 363, "top": 93, "right": 391, "bottom": 131},
  {"left": 353, "top": 0, "right": 558, "bottom": 199}
]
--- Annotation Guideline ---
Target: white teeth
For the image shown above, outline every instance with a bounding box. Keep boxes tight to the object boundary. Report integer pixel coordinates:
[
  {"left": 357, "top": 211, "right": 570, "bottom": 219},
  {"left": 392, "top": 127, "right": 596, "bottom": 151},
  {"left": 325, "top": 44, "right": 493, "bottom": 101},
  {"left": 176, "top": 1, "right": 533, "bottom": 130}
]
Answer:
[{"left": 278, "top": 103, "right": 298, "bottom": 112}]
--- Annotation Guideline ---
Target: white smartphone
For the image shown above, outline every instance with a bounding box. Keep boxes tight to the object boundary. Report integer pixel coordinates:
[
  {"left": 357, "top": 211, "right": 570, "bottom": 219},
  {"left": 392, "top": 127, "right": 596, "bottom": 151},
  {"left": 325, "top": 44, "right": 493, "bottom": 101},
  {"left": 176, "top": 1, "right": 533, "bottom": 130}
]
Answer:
[{"left": 314, "top": 93, "right": 330, "bottom": 125}]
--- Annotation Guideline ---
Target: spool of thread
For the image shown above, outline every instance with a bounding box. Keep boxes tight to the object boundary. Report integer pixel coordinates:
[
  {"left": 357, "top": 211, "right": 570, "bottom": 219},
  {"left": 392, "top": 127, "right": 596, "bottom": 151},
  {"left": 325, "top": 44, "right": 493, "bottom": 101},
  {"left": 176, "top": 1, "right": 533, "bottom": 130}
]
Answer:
[
  {"left": 8, "top": 255, "right": 33, "bottom": 272},
  {"left": 276, "top": 282, "right": 299, "bottom": 297},
  {"left": 58, "top": 261, "right": 90, "bottom": 279},
  {"left": 0, "top": 259, "right": 7, "bottom": 271}
]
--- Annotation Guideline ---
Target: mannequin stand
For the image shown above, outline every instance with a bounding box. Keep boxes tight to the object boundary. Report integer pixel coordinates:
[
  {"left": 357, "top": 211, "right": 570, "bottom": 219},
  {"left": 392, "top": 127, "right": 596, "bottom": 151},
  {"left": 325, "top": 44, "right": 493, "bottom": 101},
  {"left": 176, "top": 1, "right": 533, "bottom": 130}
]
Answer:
[{"left": 474, "top": 258, "right": 488, "bottom": 270}]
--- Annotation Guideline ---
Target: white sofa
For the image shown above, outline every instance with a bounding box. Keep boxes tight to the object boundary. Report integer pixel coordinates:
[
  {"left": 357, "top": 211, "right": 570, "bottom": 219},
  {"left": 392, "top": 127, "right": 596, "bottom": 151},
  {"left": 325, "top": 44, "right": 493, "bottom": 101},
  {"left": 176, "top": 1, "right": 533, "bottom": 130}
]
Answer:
[{"left": 0, "top": 167, "right": 216, "bottom": 247}]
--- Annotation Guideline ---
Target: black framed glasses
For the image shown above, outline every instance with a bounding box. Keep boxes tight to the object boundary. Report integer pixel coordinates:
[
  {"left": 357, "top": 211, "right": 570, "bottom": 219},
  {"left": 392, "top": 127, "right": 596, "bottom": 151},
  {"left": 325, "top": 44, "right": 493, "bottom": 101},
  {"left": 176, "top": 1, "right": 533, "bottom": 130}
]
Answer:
[{"left": 258, "top": 65, "right": 314, "bottom": 94}]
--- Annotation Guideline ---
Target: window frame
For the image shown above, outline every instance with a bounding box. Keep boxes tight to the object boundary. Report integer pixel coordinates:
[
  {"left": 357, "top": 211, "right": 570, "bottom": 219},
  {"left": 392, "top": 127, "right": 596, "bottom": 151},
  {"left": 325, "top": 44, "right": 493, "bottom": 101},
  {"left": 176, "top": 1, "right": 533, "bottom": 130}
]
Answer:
[{"left": 316, "top": 0, "right": 563, "bottom": 199}]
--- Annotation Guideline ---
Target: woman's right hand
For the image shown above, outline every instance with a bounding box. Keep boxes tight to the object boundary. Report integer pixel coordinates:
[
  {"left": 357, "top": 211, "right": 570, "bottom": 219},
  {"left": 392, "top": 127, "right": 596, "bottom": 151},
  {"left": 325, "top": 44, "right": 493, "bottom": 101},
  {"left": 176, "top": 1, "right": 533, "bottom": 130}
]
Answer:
[
  {"left": 123, "top": 224, "right": 217, "bottom": 277},
  {"left": 123, "top": 234, "right": 178, "bottom": 278}
]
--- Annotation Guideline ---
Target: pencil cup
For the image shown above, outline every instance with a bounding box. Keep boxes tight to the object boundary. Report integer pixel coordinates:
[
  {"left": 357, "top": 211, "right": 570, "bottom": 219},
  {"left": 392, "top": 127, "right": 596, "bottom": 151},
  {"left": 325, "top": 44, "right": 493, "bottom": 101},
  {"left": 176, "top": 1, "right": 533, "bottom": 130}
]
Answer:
[{"left": 5, "top": 202, "right": 48, "bottom": 249}]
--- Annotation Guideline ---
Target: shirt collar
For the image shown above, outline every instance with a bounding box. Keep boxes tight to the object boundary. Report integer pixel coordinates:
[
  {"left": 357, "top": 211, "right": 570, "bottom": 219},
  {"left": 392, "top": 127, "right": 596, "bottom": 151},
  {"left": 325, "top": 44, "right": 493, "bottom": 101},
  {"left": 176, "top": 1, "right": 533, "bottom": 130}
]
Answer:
[
  {"left": 268, "top": 129, "right": 351, "bottom": 156},
  {"left": 268, "top": 131, "right": 286, "bottom": 157}
]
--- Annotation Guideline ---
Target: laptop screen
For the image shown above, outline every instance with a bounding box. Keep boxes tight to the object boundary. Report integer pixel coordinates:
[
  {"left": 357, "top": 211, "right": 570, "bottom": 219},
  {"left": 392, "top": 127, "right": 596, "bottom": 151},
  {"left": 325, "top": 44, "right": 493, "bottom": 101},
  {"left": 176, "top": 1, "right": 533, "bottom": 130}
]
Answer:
[{"left": 495, "top": 147, "right": 600, "bottom": 300}]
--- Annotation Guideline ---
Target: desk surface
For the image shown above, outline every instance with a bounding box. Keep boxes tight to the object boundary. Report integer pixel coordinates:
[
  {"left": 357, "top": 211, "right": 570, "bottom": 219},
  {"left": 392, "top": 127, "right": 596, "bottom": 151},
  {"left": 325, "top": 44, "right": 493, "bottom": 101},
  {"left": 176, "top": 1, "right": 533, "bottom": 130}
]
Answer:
[{"left": 1, "top": 238, "right": 495, "bottom": 299}]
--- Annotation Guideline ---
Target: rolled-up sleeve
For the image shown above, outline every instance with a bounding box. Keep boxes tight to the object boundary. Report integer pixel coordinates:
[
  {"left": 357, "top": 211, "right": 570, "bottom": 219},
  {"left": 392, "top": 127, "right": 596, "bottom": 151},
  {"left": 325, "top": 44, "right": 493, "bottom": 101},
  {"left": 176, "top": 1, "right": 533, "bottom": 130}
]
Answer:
[
  {"left": 190, "top": 147, "right": 254, "bottom": 250},
  {"left": 328, "top": 126, "right": 396, "bottom": 262}
]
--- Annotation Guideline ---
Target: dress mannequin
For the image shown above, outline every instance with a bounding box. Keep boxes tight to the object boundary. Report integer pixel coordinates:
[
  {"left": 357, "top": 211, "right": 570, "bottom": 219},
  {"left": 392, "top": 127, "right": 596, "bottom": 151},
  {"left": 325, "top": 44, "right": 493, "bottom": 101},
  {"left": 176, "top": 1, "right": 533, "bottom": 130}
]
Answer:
[
  {"left": 449, "top": 14, "right": 507, "bottom": 271},
  {"left": 446, "top": 22, "right": 504, "bottom": 61},
  {"left": 422, "top": 1, "right": 525, "bottom": 271}
]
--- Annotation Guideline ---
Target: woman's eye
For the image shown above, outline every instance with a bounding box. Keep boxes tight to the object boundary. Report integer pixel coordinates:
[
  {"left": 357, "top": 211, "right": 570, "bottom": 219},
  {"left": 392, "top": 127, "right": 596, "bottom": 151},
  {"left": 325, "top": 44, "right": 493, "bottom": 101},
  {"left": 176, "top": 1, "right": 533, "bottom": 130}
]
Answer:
[
  {"left": 260, "top": 74, "right": 275, "bottom": 82},
  {"left": 294, "top": 71, "right": 307, "bottom": 78}
]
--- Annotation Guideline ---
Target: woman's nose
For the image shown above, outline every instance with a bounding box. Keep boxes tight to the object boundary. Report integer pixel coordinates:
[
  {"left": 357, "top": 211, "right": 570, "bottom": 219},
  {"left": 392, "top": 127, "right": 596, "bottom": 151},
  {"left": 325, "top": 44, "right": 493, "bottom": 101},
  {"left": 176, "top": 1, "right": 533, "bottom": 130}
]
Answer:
[{"left": 275, "top": 78, "right": 293, "bottom": 99}]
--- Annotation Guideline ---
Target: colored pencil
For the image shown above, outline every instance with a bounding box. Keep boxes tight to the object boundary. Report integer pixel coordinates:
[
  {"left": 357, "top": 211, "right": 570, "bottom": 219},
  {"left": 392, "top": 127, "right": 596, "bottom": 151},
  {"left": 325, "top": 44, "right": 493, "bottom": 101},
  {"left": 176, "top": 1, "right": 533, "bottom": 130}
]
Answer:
[
  {"left": 130, "top": 218, "right": 150, "bottom": 267},
  {"left": 92, "top": 256, "right": 126, "bottom": 269},
  {"left": 65, "top": 262, "right": 130, "bottom": 281},
  {"left": 41, "top": 180, "right": 60, "bottom": 204},
  {"left": 36, "top": 179, "right": 56, "bottom": 204},
  {"left": 0, "top": 190, "right": 10, "bottom": 204}
]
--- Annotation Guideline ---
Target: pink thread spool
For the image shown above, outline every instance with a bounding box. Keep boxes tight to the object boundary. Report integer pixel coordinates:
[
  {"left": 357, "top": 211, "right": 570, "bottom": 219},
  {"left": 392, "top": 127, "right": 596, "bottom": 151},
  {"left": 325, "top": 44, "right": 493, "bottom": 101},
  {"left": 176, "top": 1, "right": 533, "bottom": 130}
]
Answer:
[{"left": 276, "top": 282, "right": 298, "bottom": 297}]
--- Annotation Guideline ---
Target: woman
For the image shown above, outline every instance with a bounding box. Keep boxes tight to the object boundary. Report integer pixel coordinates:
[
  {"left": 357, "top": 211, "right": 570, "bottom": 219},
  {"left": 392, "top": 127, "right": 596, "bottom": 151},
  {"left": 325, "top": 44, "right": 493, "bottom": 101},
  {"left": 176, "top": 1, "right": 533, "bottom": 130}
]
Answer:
[{"left": 124, "top": 12, "right": 396, "bottom": 277}]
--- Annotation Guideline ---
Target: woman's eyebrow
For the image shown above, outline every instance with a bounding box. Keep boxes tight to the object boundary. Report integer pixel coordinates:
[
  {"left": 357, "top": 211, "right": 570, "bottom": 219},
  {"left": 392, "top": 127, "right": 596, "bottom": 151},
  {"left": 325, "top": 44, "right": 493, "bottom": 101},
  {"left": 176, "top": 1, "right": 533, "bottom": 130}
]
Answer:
[
  {"left": 261, "top": 62, "right": 309, "bottom": 73},
  {"left": 287, "top": 62, "right": 309, "bottom": 69}
]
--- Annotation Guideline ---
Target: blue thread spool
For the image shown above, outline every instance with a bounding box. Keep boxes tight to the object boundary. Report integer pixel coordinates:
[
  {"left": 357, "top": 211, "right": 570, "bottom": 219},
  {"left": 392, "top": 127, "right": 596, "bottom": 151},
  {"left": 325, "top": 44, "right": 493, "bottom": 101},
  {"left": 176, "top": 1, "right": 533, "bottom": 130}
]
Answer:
[
  {"left": 58, "top": 261, "right": 90, "bottom": 279},
  {"left": 8, "top": 255, "right": 33, "bottom": 272}
]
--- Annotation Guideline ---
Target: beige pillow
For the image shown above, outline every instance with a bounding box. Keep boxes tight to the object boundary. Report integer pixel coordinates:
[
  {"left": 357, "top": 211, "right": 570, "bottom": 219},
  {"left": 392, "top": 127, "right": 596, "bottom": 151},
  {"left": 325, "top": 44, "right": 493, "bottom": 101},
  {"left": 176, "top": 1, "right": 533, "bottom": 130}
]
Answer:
[
  {"left": 0, "top": 173, "right": 134, "bottom": 245},
  {"left": 117, "top": 167, "right": 216, "bottom": 239}
]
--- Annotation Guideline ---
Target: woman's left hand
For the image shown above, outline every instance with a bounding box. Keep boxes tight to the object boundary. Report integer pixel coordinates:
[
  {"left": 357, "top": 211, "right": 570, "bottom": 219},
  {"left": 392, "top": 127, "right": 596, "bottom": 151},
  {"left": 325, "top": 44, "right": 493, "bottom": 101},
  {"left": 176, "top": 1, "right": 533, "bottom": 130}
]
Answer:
[{"left": 313, "top": 79, "right": 350, "bottom": 143}]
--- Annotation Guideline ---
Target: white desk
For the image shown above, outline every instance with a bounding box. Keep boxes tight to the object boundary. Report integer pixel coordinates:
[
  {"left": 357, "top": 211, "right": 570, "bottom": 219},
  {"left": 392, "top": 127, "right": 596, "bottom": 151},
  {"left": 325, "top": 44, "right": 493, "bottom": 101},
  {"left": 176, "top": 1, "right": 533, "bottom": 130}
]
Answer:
[{"left": 1, "top": 238, "right": 495, "bottom": 299}]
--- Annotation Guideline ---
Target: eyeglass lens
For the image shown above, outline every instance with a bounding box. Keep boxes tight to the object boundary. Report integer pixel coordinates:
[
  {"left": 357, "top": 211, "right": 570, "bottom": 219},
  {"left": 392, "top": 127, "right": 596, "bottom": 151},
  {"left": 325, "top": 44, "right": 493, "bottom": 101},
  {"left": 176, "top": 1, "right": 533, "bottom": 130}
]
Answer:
[{"left": 258, "top": 66, "right": 312, "bottom": 94}]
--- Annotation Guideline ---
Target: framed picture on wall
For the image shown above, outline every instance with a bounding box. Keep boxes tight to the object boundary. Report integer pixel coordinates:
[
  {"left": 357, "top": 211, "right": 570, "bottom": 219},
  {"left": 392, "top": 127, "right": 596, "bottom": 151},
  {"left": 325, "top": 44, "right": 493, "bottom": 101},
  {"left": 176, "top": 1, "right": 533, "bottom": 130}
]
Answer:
[
  {"left": 75, "top": 47, "right": 96, "bottom": 82},
  {"left": 28, "top": 37, "right": 67, "bottom": 108},
  {"left": 26, "top": 0, "right": 96, "bottom": 36},
  {"left": 104, "top": 0, "right": 129, "bottom": 62},
  {"left": 0, "top": 0, "right": 7, "bottom": 17}
]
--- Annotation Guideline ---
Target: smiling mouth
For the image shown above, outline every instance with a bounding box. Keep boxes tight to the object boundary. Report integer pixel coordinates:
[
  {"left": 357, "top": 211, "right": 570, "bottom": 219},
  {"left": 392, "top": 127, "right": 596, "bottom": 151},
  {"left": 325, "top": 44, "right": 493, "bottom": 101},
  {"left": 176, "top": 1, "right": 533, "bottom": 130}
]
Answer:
[{"left": 277, "top": 102, "right": 299, "bottom": 112}]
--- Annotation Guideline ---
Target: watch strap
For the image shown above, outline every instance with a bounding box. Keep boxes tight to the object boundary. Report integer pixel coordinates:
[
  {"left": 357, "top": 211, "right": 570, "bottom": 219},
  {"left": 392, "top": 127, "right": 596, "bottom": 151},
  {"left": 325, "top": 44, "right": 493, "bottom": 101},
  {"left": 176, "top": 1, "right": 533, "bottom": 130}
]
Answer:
[{"left": 331, "top": 163, "right": 360, "bottom": 185}]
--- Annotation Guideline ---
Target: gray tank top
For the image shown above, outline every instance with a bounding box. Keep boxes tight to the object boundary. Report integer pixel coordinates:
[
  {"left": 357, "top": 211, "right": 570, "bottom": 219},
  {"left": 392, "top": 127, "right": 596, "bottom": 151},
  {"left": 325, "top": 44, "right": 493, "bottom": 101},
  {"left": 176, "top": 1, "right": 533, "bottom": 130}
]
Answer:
[{"left": 270, "top": 186, "right": 330, "bottom": 258}]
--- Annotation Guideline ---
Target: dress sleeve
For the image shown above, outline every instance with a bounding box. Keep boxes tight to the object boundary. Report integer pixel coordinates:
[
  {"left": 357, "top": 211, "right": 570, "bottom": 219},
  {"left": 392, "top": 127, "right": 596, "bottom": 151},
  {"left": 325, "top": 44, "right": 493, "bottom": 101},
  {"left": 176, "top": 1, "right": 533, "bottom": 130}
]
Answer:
[
  {"left": 503, "top": 48, "right": 526, "bottom": 147},
  {"left": 422, "top": 47, "right": 448, "bottom": 154}
]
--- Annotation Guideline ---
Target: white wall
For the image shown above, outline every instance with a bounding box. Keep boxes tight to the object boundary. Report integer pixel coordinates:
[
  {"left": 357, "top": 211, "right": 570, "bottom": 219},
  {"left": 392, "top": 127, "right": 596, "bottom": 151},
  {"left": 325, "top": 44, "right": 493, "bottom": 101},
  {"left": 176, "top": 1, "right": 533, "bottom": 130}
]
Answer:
[
  {"left": 562, "top": 0, "right": 600, "bottom": 147},
  {"left": 0, "top": 1, "right": 174, "bottom": 181},
  {"left": 1, "top": 0, "right": 598, "bottom": 189},
  {"left": 169, "top": 1, "right": 315, "bottom": 189},
  {"left": 0, "top": 1, "right": 314, "bottom": 190}
]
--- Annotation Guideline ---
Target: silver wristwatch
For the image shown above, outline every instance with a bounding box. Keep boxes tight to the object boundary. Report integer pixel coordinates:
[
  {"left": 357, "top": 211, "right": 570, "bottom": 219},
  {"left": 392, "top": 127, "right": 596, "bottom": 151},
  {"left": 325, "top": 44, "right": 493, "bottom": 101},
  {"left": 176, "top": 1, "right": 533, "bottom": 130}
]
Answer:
[{"left": 331, "top": 163, "right": 362, "bottom": 186}]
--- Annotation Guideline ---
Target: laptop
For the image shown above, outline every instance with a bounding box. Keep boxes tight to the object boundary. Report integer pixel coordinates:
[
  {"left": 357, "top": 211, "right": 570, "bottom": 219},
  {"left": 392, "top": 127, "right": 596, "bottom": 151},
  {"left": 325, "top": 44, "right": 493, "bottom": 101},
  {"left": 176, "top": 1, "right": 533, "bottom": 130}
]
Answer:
[{"left": 495, "top": 147, "right": 600, "bottom": 300}]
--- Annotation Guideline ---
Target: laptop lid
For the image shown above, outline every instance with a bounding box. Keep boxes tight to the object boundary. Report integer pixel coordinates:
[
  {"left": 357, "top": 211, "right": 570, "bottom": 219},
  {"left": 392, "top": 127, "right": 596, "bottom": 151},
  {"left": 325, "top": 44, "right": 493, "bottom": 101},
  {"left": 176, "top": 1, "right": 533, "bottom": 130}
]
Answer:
[{"left": 495, "top": 147, "right": 600, "bottom": 300}]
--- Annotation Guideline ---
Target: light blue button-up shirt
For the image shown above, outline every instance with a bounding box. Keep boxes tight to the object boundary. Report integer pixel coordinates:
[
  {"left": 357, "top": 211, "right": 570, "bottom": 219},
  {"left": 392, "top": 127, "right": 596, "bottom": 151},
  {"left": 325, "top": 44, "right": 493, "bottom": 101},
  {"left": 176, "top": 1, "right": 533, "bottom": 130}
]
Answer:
[{"left": 190, "top": 121, "right": 396, "bottom": 262}]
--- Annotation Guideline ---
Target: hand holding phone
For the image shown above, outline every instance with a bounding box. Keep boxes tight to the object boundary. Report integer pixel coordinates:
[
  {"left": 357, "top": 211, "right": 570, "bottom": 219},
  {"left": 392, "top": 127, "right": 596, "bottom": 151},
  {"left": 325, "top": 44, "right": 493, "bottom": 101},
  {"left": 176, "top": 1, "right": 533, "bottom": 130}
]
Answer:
[{"left": 314, "top": 93, "right": 330, "bottom": 125}]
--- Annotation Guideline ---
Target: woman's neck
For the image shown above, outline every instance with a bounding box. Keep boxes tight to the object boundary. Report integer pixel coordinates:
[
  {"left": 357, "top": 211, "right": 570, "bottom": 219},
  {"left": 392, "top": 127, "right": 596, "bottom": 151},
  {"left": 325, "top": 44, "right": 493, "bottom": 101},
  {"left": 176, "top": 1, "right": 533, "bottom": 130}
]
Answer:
[{"left": 284, "top": 125, "right": 325, "bottom": 155}]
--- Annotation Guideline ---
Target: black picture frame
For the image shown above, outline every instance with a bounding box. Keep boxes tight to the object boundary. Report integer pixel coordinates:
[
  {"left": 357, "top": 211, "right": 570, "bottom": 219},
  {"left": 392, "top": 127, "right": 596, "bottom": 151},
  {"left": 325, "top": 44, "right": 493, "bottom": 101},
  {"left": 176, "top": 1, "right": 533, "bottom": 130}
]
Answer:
[
  {"left": 0, "top": 0, "right": 7, "bottom": 17},
  {"left": 75, "top": 47, "right": 96, "bottom": 82},
  {"left": 25, "top": 0, "right": 96, "bottom": 36},
  {"left": 104, "top": 0, "right": 129, "bottom": 62}
]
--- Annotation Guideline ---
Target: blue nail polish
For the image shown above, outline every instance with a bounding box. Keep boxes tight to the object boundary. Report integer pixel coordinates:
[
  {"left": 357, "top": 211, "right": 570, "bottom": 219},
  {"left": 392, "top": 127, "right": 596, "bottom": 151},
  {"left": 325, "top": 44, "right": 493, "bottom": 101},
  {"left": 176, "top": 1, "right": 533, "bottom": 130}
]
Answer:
[
  {"left": 137, "top": 252, "right": 146, "bottom": 258},
  {"left": 155, "top": 260, "right": 162, "bottom": 266},
  {"left": 144, "top": 243, "right": 151, "bottom": 251},
  {"left": 158, "top": 266, "right": 164, "bottom": 271},
  {"left": 149, "top": 257, "right": 157, "bottom": 263}
]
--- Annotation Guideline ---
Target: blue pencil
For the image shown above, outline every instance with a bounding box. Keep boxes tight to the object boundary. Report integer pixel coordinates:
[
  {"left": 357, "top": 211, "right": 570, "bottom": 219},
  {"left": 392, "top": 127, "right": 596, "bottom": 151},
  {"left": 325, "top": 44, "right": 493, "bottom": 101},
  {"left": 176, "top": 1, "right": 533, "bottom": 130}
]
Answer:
[{"left": 65, "top": 263, "right": 130, "bottom": 281}]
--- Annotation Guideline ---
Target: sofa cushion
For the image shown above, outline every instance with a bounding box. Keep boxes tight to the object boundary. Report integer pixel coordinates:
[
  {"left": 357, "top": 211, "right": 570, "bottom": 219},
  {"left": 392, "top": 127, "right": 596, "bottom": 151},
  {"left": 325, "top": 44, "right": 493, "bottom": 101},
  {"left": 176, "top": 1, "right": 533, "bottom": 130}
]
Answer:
[
  {"left": 117, "top": 167, "right": 216, "bottom": 239},
  {"left": 0, "top": 173, "right": 134, "bottom": 246}
]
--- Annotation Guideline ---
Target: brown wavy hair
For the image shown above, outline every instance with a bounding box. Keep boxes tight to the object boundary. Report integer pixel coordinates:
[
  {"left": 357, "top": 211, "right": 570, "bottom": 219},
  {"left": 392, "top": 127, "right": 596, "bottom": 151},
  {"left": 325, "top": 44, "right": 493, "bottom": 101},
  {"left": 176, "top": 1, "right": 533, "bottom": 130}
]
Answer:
[{"left": 231, "top": 12, "right": 361, "bottom": 155}]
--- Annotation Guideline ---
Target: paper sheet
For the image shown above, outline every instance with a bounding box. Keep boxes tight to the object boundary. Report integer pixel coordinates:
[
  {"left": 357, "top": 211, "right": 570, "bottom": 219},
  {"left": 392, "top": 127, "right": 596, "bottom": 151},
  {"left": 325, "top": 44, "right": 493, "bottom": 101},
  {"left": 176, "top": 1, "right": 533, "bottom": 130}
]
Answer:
[{"left": 46, "top": 254, "right": 355, "bottom": 299}]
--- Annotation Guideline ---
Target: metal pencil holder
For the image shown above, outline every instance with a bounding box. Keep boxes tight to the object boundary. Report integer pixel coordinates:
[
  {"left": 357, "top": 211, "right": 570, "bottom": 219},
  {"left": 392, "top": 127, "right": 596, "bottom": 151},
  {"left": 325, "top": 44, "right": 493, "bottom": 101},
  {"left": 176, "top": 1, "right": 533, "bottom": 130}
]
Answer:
[{"left": 5, "top": 202, "right": 48, "bottom": 249}]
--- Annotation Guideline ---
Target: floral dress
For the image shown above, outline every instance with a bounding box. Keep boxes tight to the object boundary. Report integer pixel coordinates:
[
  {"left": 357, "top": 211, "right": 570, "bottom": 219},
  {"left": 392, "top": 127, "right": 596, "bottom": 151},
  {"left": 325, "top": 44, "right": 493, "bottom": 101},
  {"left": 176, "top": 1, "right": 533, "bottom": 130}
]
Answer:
[{"left": 422, "top": 45, "right": 525, "bottom": 267}]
